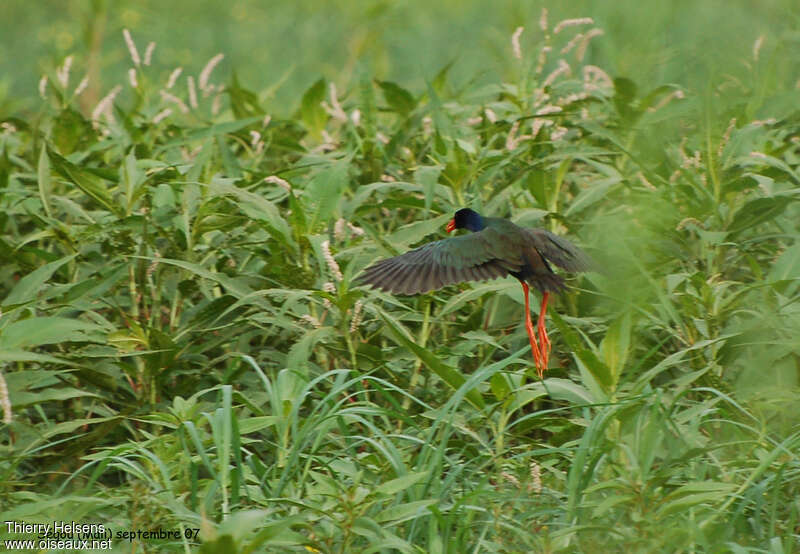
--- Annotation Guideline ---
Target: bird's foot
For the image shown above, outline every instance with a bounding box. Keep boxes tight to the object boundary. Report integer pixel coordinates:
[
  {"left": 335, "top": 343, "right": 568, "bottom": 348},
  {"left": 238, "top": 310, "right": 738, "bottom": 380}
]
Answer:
[
  {"left": 534, "top": 357, "right": 547, "bottom": 379},
  {"left": 532, "top": 346, "right": 543, "bottom": 372},
  {"left": 525, "top": 323, "right": 544, "bottom": 372},
  {"left": 537, "top": 324, "right": 550, "bottom": 371},
  {"left": 530, "top": 332, "right": 546, "bottom": 378}
]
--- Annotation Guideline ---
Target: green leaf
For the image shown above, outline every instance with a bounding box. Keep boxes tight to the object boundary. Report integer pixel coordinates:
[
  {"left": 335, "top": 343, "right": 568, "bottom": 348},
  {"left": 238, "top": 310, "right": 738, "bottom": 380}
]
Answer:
[
  {"left": 613, "top": 77, "right": 639, "bottom": 124},
  {"left": 217, "top": 134, "right": 242, "bottom": 178},
  {"left": 656, "top": 481, "right": 737, "bottom": 517},
  {"left": 135, "top": 257, "right": 265, "bottom": 307},
  {"left": 376, "top": 499, "right": 436, "bottom": 524},
  {"left": 414, "top": 166, "right": 442, "bottom": 213},
  {"left": 384, "top": 213, "right": 450, "bottom": 249},
  {"left": 566, "top": 404, "right": 624, "bottom": 518},
  {"left": 360, "top": 76, "right": 378, "bottom": 160},
  {"left": 615, "top": 77, "right": 638, "bottom": 102},
  {"left": 565, "top": 176, "right": 622, "bottom": 217},
  {"left": 599, "top": 312, "right": 632, "bottom": 388},
  {"left": 47, "top": 149, "right": 117, "bottom": 214},
  {"left": 375, "top": 471, "right": 430, "bottom": 496},
  {"left": 165, "top": 117, "right": 262, "bottom": 146},
  {"left": 728, "top": 195, "right": 796, "bottom": 235},
  {"left": 490, "top": 373, "right": 511, "bottom": 401},
  {"left": 228, "top": 71, "right": 264, "bottom": 119},
  {"left": 37, "top": 145, "right": 52, "bottom": 217},
  {"left": 432, "top": 60, "right": 455, "bottom": 93},
  {"left": 351, "top": 517, "right": 383, "bottom": 540},
  {"left": 543, "top": 378, "right": 595, "bottom": 405},
  {"left": 14, "top": 388, "right": 98, "bottom": 408},
  {"left": 0, "top": 351, "right": 68, "bottom": 364},
  {"left": 4, "top": 369, "right": 71, "bottom": 390},
  {"left": 591, "top": 493, "right": 635, "bottom": 518},
  {"left": 286, "top": 327, "right": 334, "bottom": 371},
  {"left": 238, "top": 416, "right": 279, "bottom": 434},
  {"left": 767, "top": 243, "right": 800, "bottom": 296},
  {"left": 52, "top": 107, "right": 95, "bottom": 154},
  {"left": 379, "top": 311, "right": 485, "bottom": 410},
  {"left": 638, "top": 84, "right": 683, "bottom": 113},
  {"left": 287, "top": 188, "right": 307, "bottom": 238},
  {"left": 0, "top": 316, "right": 105, "bottom": 349},
  {"left": 550, "top": 311, "right": 613, "bottom": 397},
  {"left": 1, "top": 496, "right": 115, "bottom": 521},
  {"left": 205, "top": 180, "right": 294, "bottom": 247},
  {"left": 305, "top": 161, "right": 349, "bottom": 230},
  {"left": 378, "top": 81, "right": 416, "bottom": 116},
  {"left": 122, "top": 150, "right": 146, "bottom": 215},
  {"left": 300, "top": 78, "right": 327, "bottom": 138},
  {"left": 440, "top": 281, "right": 515, "bottom": 316},
  {"left": 44, "top": 417, "right": 118, "bottom": 439},
  {"left": 2, "top": 254, "right": 77, "bottom": 311},
  {"left": 768, "top": 243, "right": 800, "bottom": 282}
]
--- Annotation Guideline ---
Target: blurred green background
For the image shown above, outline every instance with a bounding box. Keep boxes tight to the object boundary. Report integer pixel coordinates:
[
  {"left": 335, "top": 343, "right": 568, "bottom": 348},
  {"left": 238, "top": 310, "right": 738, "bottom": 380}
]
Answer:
[{"left": 2, "top": 0, "right": 798, "bottom": 114}]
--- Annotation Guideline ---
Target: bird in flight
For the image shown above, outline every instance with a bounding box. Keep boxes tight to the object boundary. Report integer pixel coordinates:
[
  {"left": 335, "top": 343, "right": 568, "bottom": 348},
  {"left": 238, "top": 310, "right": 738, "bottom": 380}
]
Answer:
[{"left": 357, "top": 208, "right": 590, "bottom": 377}]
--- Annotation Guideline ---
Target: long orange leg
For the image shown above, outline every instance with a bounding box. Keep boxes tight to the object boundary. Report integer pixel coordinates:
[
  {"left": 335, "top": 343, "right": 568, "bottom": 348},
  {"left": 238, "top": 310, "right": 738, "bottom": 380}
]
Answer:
[
  {"left": 522, "top": 282, "right": 544, "bottom": 375},
  {"left": 536, "top": 292, "right": 551, "bottom": 370}
]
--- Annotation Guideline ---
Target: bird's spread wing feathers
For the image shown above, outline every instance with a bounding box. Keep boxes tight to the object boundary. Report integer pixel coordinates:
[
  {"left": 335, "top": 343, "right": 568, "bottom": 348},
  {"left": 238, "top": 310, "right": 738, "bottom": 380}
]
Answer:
[
  {"left": 357, "top": 228, "right": 522, "bottom": 295},
  {"left": 524, "top": 228, "right": 591, "bottom": 273}
]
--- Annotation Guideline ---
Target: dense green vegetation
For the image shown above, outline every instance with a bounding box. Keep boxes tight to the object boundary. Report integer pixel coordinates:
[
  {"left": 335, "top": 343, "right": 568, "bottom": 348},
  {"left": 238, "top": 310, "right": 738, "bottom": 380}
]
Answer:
[{"left": 1, "top": 2, "right": 799, "bottom": 552}]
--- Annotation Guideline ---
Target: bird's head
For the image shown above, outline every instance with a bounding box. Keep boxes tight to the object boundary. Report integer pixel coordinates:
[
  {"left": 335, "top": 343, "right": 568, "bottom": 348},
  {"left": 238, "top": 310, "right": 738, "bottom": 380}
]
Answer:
[{"left": 446, "top": 208, "right": 485, "bottom": 233}]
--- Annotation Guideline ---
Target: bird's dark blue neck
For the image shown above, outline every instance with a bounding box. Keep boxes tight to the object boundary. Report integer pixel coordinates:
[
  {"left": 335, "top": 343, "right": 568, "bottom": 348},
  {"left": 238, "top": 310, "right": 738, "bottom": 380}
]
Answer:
[
  {"left": 464, "top": 216, "right": 484, "bottom": 232},
  {"left": 455, "top": 208, "right": 485, "bottom": 232}
]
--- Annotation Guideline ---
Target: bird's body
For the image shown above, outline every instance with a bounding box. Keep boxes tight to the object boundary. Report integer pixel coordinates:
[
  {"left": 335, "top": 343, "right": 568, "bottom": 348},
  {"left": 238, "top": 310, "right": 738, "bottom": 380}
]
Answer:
[{"left": 357, "top": 209, "right": 589, "bottom": 376}]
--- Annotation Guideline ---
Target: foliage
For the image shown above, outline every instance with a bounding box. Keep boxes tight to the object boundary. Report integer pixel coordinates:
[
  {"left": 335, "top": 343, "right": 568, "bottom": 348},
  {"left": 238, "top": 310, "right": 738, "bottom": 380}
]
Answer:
[{"left": 1, "top": 8, "right": 799, "bottom": 553}]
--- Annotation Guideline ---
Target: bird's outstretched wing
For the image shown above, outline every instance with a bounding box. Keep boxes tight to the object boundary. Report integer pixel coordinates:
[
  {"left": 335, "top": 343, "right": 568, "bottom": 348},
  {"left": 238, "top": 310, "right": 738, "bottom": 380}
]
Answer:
[
  {"left": 356, "top": 228, "right": 522, "bottom": 295},
  {"left": 524, "top": 228, "right": 591, "bottom": 273}
]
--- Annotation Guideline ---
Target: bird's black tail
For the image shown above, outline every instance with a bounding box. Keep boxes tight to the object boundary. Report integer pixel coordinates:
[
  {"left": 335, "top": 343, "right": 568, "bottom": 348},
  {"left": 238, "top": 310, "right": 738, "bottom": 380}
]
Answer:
[{"left": 526, "top": 272, "right": 566, "bottom": 293}]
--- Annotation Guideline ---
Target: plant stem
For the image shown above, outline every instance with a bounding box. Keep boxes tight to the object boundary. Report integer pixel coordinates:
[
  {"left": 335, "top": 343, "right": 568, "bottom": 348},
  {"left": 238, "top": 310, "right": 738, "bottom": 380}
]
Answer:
[{"left": 400, "top": 297, "right": 432, "bottom": 416}]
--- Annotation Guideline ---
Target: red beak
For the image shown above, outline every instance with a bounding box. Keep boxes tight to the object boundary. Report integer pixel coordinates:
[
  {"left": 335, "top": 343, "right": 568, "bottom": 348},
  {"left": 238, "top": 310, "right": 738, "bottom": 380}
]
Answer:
[{"left": 446, "top": 219, "right": 456, "bottom": 233}]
